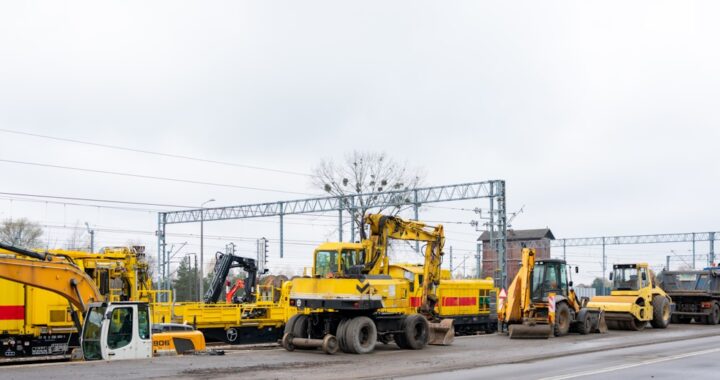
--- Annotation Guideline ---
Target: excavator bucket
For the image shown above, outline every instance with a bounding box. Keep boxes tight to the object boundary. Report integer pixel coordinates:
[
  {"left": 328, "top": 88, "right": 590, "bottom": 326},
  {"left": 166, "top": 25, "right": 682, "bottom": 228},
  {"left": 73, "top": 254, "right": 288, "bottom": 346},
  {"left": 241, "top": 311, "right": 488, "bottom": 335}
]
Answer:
[
  {"left": 428, "top": 319, "right": 455, "bottom": 345},
  {"left": 508, "top": 323, "right": 553, "bottom": 339},
  {"left": 596, "top": 311, "right": 608, "bottom": 334}
]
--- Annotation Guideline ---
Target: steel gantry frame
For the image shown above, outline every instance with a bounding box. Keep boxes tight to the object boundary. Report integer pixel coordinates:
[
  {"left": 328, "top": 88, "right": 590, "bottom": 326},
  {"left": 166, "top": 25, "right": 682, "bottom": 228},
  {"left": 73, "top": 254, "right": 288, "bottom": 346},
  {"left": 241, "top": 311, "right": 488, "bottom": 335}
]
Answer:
[
  {"left": 156, "top": 180, "right": 508, "bottom": 291},
  {"left": 553, "top": 231, "right": 718, "bottom": 294}
]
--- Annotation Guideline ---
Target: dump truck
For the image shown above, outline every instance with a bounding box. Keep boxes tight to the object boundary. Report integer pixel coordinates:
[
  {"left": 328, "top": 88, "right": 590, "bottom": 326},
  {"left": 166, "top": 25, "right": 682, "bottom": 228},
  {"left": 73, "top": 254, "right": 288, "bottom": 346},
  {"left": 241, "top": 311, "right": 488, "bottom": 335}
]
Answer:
[
  {"left": 283, "top": 214, "right": 492, "bottom": 354},
  {"left": 587, "top": 263, "right": 672, "bottom": 330},
  {"left": 658, "top": 266, "right": 720, "bottom": 325},
  {"left": 498, "top": 248, "right": 605, "bottom": 338},
  {"left": 0, "top": 245, "right": 153, "bottom": 362},
  {"left": 0, "top": 242, "right": 206, "bottom": 361}
]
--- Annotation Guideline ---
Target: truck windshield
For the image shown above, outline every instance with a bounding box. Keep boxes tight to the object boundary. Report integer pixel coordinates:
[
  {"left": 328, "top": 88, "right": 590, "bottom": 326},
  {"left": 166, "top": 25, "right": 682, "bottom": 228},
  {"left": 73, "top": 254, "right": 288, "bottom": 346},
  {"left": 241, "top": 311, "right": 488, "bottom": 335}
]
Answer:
[
  {"left": 613, "top": 267, "right": 640, "bottom": 290},
  {"left": 315, "top": 250, "right": 338, "bottom": 277},
  {"left": 340, "top": 249, "right": 365, "bottom": 272},
  {"left": 82, "top": 306, "right": 106, "bottom": 360}
]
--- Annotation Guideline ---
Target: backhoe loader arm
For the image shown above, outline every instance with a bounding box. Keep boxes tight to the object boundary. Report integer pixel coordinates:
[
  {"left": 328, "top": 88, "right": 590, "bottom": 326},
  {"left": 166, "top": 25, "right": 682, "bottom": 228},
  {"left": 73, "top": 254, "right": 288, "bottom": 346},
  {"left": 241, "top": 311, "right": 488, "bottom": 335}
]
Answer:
[{"left": 0, "top": 243, "right": 102, "bottom": 312}]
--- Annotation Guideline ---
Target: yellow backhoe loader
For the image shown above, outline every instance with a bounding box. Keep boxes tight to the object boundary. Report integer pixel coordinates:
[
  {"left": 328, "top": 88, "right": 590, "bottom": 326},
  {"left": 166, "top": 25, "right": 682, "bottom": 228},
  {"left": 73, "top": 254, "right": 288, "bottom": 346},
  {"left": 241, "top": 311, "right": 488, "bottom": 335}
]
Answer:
[
  {"left": 0, "top": 242, "right": 207, "bottom": 361},
  {"left": 498, "top": 248, "right": 606, "bottom": 339},
  {"left": 587, "top": 263, "right": 672, "bottom": 330}
]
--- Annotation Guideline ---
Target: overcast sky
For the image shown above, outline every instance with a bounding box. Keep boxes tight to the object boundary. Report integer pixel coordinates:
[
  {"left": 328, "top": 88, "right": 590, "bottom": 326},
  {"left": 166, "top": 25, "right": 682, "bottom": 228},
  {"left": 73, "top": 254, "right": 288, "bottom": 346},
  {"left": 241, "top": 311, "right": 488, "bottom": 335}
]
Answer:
[{"left": 1, "top": 1, "right": 718, "bottom": 284}]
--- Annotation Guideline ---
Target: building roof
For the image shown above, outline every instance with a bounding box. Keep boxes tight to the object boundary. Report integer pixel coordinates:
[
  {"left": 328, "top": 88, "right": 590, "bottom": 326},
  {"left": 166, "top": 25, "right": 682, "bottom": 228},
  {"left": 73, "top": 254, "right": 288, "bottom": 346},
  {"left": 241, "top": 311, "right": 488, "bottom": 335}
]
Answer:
[{"left": 477, "top": 228, "right": 555, "bottom": 242}]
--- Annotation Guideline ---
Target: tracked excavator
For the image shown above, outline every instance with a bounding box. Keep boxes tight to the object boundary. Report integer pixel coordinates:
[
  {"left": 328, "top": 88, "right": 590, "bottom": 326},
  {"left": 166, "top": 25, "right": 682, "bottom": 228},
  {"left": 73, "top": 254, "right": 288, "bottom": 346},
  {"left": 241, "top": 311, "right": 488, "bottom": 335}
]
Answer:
[
  {"left": 498, "top": 248, "right": 606, "bottom": 339},
  {"left": 0, "top": 242, "right": 206, "bottom": 361}
]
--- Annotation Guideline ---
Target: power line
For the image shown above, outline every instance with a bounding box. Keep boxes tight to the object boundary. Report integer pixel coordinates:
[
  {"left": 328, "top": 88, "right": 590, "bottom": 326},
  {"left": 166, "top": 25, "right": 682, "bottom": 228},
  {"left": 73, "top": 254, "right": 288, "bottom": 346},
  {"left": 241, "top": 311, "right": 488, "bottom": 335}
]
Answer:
[
  {"left": 0, "top": 191, "right": 193, "bottom": 208},
  {"left": 0, "top": 158, "right": 314, "bottom": 196},
  {"left": 0, "top": 128, "right": 311, "bottom": 177}
]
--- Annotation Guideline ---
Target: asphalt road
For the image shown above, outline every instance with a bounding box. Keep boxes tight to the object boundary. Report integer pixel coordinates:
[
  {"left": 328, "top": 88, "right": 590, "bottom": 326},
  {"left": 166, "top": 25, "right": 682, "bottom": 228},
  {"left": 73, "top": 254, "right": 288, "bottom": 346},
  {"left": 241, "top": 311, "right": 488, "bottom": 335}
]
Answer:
[
  {"left": 2, "top": 324, "right": 720, "bottom": 379},
  {"left": 410, "top": 334, "right": 720, "bottom": 380}
]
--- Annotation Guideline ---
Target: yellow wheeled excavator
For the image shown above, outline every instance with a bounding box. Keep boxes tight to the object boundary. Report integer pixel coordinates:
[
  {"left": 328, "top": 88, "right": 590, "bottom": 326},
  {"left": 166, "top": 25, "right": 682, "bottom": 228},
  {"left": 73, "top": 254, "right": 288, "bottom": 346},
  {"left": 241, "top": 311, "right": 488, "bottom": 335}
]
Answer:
[
  {"left": 498, "top": 248, "right": 606, "bottom": 338},
  {"left": 284, "top": 214, "right": 454, "bottom": 354},
  {"left": 0, "top": 242, "right": 207, "bottom": 361}
]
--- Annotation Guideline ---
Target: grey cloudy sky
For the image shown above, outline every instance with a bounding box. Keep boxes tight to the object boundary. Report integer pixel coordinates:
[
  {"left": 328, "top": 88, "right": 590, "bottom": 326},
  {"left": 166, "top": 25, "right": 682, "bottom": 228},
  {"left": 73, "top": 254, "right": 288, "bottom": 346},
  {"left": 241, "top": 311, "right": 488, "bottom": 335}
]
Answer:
[{"left": 1, "top": 1, "right": 718, "bottom": 283}]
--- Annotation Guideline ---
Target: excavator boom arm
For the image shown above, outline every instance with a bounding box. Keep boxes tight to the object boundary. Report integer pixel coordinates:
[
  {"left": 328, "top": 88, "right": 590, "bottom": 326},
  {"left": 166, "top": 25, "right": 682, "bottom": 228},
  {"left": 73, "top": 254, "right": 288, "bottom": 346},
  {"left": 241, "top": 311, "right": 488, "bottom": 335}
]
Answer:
[{"left": 0, "top": 256, "right": 102, "bottom": 312}]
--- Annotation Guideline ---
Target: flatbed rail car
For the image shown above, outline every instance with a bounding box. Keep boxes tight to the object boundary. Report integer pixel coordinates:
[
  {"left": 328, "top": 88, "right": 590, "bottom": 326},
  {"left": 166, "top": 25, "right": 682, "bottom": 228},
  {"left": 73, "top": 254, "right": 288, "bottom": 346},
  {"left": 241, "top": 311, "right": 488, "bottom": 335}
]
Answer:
[
  {"left": 658, "top": 267, "right": 720, "bottom": 325},
  {"left": 0, "top": 246, "right": 151, "bottom": 362},
  {"left": 152, "top": 282, "right": 297, "bottom": 344}
]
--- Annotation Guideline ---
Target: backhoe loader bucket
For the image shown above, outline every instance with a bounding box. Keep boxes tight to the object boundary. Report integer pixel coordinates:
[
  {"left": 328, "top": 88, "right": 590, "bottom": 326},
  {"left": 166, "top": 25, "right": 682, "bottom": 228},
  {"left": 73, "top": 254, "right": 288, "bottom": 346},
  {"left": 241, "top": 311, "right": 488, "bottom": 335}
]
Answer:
[
  {"left": 508, "top": 323, "right": 553, "bottom": 339},
  {"left": 428, "top": 319, "right": 455, "bottom": 345},
  {"left": 596, "top": 311, "right": 608, "bottom": 334}
]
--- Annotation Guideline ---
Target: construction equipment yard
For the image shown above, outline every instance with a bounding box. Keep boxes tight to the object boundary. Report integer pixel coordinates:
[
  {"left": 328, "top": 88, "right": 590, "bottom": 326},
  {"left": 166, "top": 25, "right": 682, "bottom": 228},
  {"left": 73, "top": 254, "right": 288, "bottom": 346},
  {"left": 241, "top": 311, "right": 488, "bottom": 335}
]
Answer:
[
  {"left": 2, "top": 324, "right": 718, "bottom": 379},
  {"left": 2, "top": 1, "right": 719, "bottom": 379}
]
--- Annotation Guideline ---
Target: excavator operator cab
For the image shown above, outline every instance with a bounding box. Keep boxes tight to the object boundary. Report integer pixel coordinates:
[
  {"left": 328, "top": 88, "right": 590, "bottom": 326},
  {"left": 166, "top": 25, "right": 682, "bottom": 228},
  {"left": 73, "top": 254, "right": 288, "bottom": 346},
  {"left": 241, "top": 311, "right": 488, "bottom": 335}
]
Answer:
[
  {"left": 313, "top": 243, "right": 367, "bottom": 278},
  {"left": 81, "top": 302, "right": 153, "bottom": 361},
  {"left": 530, "top": 260, "right": 569, "bottom": 302}
]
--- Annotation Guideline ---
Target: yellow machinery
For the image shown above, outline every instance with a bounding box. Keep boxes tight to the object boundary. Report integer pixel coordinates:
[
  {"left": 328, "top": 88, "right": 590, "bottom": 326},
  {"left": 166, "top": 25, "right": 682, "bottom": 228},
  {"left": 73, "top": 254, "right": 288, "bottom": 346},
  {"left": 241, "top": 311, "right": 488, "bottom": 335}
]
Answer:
[
  {"left": 499, "top": 248, "right": 606, "bottom": 339},
  {"left": 154, "top": 279, "right": 297, "bottom": 345},
  {"left": 390, "top": 263, "right": 497, "bottom": 334},
  {"left": 587, "top": 263, "right": 672, "bottom": 330},
  {"left": 0, "top": 245, "right": 153, "bottom": 362},
  {"left": 283, "top": 214, "right": 471, "bottom": 354},
  {"left": 0, "top": 242, "right": 206, "bottom": 361}
]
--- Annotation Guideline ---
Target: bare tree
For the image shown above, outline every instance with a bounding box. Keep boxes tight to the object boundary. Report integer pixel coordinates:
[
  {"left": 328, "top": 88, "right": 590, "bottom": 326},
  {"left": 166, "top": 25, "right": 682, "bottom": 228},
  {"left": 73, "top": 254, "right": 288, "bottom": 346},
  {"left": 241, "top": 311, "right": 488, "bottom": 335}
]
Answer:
[
  {"left": 0, "top": 218, "right": 44, "bottom": 249},
  {"left": 312, "top": 151, "right": 424, "bottom": 237},
  {"left": 64, "top": 221, "right": 90, "bottom": 251}
]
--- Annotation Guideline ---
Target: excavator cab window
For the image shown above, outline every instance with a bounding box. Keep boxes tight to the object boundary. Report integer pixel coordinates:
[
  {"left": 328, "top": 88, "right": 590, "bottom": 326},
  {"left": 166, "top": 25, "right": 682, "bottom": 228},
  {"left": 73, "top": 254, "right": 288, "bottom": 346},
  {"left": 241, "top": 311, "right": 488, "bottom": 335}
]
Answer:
[
  {"left": 81, "top": 305, "right": 106, "bottom": 360},
  {"left": 107, "top": 307, "right": 134, "bottom": 350},
  {"left": 314, "top": 250, "right": 338, "bottom": 277},
  {"left": 340, "top": 249, "right": 361, "bottom": 272}
]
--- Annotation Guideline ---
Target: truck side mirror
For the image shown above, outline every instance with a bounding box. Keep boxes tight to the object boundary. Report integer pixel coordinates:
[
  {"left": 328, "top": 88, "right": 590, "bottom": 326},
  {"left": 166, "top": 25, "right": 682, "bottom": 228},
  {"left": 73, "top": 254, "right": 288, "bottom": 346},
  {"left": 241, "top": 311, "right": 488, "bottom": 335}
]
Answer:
[
  {"left": 609, "top": 272, "right": 613, "bottom": 281},
  {"left": 641, "top": 272, "right": 647, "bottom": 281},
  {"left": 569, "top": 281, "right": 574, "bottom": 287},
  {"left": 575, "top": 266, "right": 579, "bottom": 274}
]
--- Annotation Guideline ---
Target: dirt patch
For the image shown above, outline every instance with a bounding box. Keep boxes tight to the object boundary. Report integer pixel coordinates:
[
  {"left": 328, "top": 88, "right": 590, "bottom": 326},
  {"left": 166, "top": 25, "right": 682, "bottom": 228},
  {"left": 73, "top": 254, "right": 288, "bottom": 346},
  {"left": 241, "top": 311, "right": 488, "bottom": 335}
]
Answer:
[{"left": 179, "top": 360, "right": 352, "bottom": 377}]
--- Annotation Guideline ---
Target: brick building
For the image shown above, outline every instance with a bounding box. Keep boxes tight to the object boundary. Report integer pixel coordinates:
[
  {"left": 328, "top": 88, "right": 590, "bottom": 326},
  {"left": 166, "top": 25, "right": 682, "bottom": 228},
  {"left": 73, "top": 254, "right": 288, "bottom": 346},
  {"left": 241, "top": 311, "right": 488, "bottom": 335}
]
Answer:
[{"left": 477, "top": 228, "right": 555, "bottom": 282}]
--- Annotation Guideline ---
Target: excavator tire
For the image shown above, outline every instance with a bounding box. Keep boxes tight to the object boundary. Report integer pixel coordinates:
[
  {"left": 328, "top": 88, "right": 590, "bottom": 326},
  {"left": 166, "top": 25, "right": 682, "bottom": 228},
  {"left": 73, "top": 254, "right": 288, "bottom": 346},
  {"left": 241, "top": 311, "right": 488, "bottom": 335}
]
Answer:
[
  {"left": 291, "top": 315, "right": 314, "bottom": 350},
  {"left": 394, "top": 315, "right": 410, "bottom": 349},
  {"left": 344, "top": 316, "right": 377, "bottom": 354},
  {"left": 402, "top": 314, "right": 429, "bottom": 350},
  {"left": 554, "top": 302, "right": 571, "bottom": 337},
  {"left": 336, "top": 318, "right": 351, "bottom": 353},
  {"left": 650, "top": 296, "right": 670, "bottom": 329},
  {"left": 284, "top": 314, "right": 301, "bottom": 335}
]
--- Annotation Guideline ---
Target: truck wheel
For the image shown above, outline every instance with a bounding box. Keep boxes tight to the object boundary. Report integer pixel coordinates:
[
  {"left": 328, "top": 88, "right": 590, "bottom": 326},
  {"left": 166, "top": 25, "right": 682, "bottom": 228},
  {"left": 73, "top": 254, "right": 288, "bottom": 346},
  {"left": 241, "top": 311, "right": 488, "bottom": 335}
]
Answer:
[
  {"left": 402, "top": 314, "right": 429, "bottom": 350},
  {"left": 650, "top": 296, "right": 670, "bottom": 329},
  {"left": 394, "top": 316, "right": 410, "bottom": 349},
  {"left": 706, "top": 303, "right": 720, "bottom": 325},
  {"left": 336, "top": 318, "right": 350, "bottom": 353},
  {"left": 554, "top": 302, "right": 571, "bottom": 336},
  {"left": 344, "top": 316, "right": 377, "bottom": 354},
  {"left": 628, "top": 318, "right": 646, "bottom": 331}
]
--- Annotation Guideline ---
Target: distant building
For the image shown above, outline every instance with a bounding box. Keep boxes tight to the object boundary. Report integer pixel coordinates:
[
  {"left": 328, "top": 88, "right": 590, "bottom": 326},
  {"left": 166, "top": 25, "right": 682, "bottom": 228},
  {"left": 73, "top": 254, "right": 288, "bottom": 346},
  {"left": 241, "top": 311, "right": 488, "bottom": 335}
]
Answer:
[{"left": 477, "top": 228, "right": 555, "bottom": 284}]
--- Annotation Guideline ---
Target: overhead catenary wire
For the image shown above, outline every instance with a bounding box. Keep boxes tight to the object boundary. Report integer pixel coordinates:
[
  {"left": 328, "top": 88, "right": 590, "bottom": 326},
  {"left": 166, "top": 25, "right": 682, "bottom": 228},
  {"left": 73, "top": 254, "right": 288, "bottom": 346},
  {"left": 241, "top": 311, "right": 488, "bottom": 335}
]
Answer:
[
  {"left": 0, "top": 128, "right": 312, "bottom": 177},
  {"left": 0, "top": 158, "right": 315, "bottom": 196}
]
